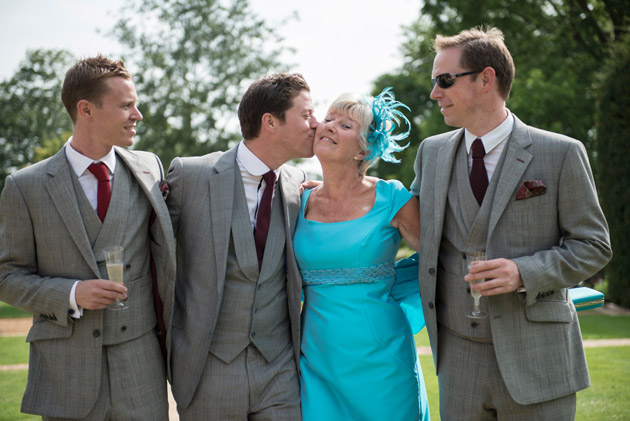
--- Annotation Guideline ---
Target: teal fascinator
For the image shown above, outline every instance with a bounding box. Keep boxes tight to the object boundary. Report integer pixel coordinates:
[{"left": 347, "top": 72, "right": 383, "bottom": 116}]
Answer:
[{"left": 364, "top": 87, "right": 411, "bottom": 163}]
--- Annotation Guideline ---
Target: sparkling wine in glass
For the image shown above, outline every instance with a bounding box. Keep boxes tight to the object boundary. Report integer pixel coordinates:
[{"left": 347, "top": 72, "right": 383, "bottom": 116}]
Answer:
[
  {"left": 104, "top": 246, "right": 126, "bottom": 310},
  {"left": 466, "top": 251, "right": 487, "bottom": 319}
]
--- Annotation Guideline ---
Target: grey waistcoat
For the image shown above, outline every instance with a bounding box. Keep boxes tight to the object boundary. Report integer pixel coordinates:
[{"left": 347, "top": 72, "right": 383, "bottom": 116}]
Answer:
[
  {"left": 437, "top": 138, "right": 509, "bottom": 341},
  {"left": 209, "top": 172, "right": 291, "bottom": 364},
  {"left": 71, "top": 158, "right": 157, "bottom": 345}
]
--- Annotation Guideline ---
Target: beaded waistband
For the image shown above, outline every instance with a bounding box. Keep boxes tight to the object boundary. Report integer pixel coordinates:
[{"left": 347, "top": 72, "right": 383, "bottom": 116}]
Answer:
[{"left": 301, "top": 259, "right": 395, "bottom": 286}]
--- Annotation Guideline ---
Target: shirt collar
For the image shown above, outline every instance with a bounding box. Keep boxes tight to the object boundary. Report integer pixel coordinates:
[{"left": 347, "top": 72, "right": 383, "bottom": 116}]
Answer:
[
  {"left": 465, "top": 109, "right": 514, "bottom": 154},
  {"left": 65, "top": 137, "right": 117, "bottom": 177},
  {"left": 236, "top": 140, "right": 280, "bottom": 178}
]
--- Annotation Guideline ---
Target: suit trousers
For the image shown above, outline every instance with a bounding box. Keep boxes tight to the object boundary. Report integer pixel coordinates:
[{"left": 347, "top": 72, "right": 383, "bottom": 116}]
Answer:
[
  {"left": 178, "top": 343, "right": 301, "bottom": 421},
  {"left": 42, "top": 330, "right": 168, "bottom": 421},
  {"left": 438, "top": 329, "right": 576, "bottom": 420}
]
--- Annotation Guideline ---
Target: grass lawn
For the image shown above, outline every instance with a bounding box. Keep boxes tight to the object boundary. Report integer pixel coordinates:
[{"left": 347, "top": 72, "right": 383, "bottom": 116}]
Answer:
[
  {"left": 415, "top": 345, "right": 630, "bottom": 420},
  {"left": 577, "top": 313, "right": 630, "bottom": 339},
  {"left": 0, "top": 336, "right": 29, "bottom": 365},
  {"left": 0, "top": 308, "right": 628, "bottom": 419},
  {"left": 414, "top": 312, "right": 630, "bottom": 420},
  {"left": 577, "top": 346, "right": 630, "bottom": 420},
  {"left": 0, "top": 371, "right": 34, "bottom": 421},
  {"left": 0, "top": 302, "right": 30, "bottom": 319}
]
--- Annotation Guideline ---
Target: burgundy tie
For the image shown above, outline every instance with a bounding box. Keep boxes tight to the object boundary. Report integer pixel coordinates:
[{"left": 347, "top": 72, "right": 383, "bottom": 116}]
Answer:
[
  {"left": 470, "top": 138, "right": 489, "bottom": 205},
  {"left": 88, "top": 162, "right": 111, "bottom": 222},
  {"left": 254, "top": 170, "right": 276, "bottom": 269}
]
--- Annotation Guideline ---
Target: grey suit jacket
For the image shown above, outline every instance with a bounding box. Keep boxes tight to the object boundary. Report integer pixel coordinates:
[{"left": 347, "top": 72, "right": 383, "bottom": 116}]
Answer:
[
  {"left": 0, "top": 145, "right": 176, "bottom": 417},
  {"left": 166, "top": 145, "right": 305, "bottom": 408},
  {"left": 411, "top": 115, "right": 612, "bottom": 405}
]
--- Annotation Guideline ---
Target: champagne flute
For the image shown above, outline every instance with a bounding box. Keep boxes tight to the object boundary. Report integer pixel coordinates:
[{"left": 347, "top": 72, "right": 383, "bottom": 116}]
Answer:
[
  {"left": 104, "top": 246, "right": 126, "bottom": 310},
  {"left": 466, "top": 251, "right": 487, "bottom": 319}
]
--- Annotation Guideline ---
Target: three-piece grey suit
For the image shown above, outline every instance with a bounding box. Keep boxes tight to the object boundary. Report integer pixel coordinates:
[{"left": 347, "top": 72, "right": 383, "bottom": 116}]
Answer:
[
  {"left": 411, "top": 115, "right": 612, "bottom": 413},
  {"left": 0, "top": 145, "right": 176, "bottom": 419},
  {"left": 166, "top": 145, "right": 305, "bottom": 418}
]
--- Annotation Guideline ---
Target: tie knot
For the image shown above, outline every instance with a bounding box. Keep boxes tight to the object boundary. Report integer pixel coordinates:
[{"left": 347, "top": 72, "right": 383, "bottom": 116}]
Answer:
[
  {"left": 88, "top": 162, "right": 110, "bottom": 182},
  {"left": 262, "top": 170, "right": 276, "bottom": 186},
  {"left": 471, "top": 138, "right": 486, "bottom": 159}
]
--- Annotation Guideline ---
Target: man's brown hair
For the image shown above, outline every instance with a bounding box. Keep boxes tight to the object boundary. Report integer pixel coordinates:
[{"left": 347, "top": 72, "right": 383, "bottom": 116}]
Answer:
[
  {"left": 238, "top": 73, "right": 310, "bottom": 140},
  {"left": 434, "top": 26, "right": 515, "bottom": 100},
  {"left": 61, "top": 54, "right": 131, "bottom": 123}
]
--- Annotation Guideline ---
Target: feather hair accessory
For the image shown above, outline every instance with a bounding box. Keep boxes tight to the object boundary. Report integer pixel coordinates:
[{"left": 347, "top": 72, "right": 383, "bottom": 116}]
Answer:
[{"left": 364, "top": 87, "right": 411, "bottom": 163}]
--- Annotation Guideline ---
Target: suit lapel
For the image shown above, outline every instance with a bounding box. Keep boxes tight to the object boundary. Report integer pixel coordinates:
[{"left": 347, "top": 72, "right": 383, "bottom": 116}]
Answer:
[
  {"left": 433, "top": 130, "right": 463, "bottom": 244},
  {"left": 116, "top": 148, "right": 163, "bottom": 220},
  {"left": 229, "top": 163, "right": 259, "bottom": 282},
  {"left": 210, "top": 147, "right": 240, "bottom": 290},
  {"left": 487, "top": 117, "right": 532, "bottom": 240},
  {"left": 115, "top": 148, "right": 177, "bottom": 301},
  {"left": 279, "top": 166, "right": 301, "bottom": 239},
  {"left": 45, "top": 147, "right": 101, "bottom": 278}
]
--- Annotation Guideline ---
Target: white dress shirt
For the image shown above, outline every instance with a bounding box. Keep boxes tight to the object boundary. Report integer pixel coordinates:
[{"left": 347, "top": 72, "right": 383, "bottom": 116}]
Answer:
[
  {"left": 236, "top": 141, "right": 280, "bottom": 230},
  {"left": 465, "top": 110, "right": 514, "bottom": 183},
  {"left": 64, "top": 139, "right": 117, "bottom": 318}
]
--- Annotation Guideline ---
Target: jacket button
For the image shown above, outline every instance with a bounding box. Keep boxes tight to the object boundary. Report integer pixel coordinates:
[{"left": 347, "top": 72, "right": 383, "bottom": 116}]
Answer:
[
  {"left": 428, "top": 302, "right": 434, "bottom": 309},
  {"left": 428, "top": 268, "right": 436, "bottom": 276},
  {"left": 92, "top": 329, "right": 101, "bottom": 337},
  {"left": 121, "top": 325, "right": 127, "bottom": 332},
  {"left": 471, "top": 322, "right": 478, "bottom": 328}
]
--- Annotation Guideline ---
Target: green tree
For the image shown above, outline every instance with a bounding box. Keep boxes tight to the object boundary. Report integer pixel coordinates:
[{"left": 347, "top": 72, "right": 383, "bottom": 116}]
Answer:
[
  {"left": 110, "top": 0, "right": 289, "bottom": 167},
  {"left": 0, "top": 49, "right": 75, "bottom": 192},
  {"left": 371, "top": 0, "right": 629, "bottom": 185},
  {"left": 372, "top": 0, "right": 629, "bottom": 303},
  {"left": 595, "top": 35, "right": 630, "bottom": 307}
]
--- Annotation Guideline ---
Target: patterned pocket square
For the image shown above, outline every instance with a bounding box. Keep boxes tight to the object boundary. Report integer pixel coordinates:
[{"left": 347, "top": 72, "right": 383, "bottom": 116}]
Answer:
[{"left": 516, "top": 180, "right": 546, "bottom": 200}]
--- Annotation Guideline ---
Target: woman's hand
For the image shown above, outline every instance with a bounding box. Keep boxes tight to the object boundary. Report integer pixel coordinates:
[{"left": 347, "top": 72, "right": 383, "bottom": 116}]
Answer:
[{"left": 299, "top": 179, "right": 322, "bottom": 194}]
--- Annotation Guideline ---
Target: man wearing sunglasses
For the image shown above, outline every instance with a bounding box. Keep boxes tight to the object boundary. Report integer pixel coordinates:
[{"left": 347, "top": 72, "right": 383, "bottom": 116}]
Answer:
[{"left": 411, "top": 26, "right": 611, "bottom": 419}]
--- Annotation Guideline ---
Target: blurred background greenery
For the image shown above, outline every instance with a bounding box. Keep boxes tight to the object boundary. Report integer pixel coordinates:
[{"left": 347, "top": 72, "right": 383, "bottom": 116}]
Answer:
[
  {"left": 0, "top": 1, "right": 628, "bottom": 308},
  {"left": 2, "top": 0, "right": 628, "bottom": 306}
]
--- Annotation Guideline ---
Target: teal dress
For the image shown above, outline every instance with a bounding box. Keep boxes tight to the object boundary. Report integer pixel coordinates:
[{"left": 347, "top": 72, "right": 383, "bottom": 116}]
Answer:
[{"left": 294, "top": 179, "right": 429, "bottom": 421}]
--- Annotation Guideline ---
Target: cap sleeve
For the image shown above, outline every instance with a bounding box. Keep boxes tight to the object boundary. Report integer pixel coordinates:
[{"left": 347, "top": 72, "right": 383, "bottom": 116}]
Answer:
[{"left": 381, "top": 179, "right": 413, "bottom": 223}]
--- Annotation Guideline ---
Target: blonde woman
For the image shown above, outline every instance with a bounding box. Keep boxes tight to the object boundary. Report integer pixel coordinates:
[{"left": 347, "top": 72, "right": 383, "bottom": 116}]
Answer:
[{"left": 294, "top": 89, "right": 429, "bottom": 420}]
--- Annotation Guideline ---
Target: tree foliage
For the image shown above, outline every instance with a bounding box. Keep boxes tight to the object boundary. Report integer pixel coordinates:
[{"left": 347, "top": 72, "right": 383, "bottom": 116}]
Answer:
[
  {"left": 371, "top": 0, "right": 629, "bottom": 187},
  {"left": 371, "top": 0, "right": 629, "bottom": 303},
  {"left": 0, "top": 49, "right": 75, "bottom": 192},
  {"left": 595, "top": 34, "right": 630, "bottom": 307},
  {"left": 110, "top": 0, "right": 288, "bottom": 167}
]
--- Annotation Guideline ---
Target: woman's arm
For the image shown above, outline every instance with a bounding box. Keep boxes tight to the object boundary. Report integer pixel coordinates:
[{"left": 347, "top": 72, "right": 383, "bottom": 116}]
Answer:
[{"left": 391, "top": 196, "right": 420, "bottom": 252}]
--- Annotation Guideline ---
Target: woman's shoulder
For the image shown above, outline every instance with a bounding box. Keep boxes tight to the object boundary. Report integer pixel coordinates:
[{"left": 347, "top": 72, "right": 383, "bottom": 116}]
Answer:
[{"left": 375, "top": 178, "right": 409, "bottom": 194}]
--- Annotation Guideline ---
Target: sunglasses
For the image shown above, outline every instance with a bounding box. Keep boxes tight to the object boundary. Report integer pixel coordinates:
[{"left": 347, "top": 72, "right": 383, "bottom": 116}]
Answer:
[{"left": 431, "top": 70, "right": 482, "bottom": 89}]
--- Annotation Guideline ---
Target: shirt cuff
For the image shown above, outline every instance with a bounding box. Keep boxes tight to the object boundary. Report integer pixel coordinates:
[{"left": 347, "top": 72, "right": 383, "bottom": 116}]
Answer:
[{"left": 69, "top": 281, "right": 83, "bottom": 319}]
